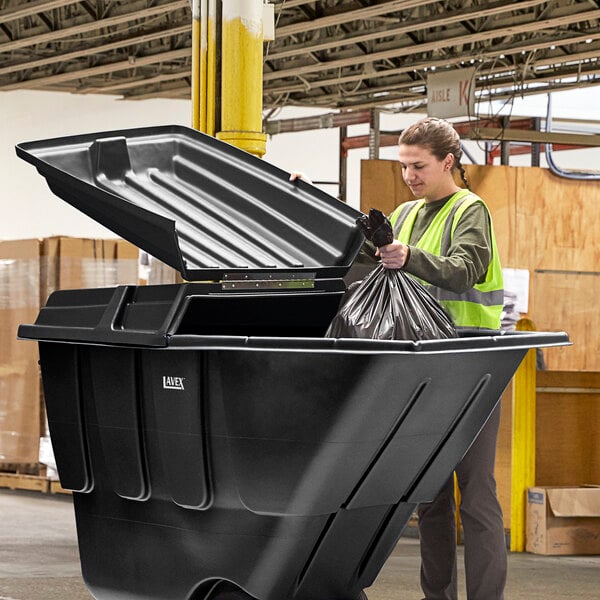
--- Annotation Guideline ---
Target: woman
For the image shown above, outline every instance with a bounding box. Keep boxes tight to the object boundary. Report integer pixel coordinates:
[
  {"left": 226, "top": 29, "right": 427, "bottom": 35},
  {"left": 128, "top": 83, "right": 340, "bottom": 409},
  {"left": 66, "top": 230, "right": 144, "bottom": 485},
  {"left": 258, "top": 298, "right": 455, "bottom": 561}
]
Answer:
[{"left": 378, "top": 117, "right": 506, "bottom": 600}]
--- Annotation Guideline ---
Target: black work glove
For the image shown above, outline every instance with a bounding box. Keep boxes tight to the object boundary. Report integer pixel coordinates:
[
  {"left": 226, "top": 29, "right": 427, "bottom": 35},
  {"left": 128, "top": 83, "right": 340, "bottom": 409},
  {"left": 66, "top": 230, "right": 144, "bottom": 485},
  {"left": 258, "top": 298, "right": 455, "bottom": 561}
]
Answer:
[{"left": 356, "top": 208, "right": 394, "bottom": 247}]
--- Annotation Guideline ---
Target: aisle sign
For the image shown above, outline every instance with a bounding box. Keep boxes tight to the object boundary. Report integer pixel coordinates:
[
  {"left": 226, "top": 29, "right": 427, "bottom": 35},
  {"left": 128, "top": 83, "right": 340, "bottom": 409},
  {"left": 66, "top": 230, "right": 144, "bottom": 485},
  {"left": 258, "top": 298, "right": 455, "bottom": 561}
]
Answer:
[{"left": 427, "top": 67, "right": 475, "bottom": 118}]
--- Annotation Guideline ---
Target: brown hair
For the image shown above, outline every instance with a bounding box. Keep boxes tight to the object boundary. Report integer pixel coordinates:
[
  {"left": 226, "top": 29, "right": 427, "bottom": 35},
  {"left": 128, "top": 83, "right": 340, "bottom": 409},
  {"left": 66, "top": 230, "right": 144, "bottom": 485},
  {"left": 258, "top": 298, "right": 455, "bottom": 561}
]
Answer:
[{"left": 399, "top": 117, "right": 469, "bottom": 188}]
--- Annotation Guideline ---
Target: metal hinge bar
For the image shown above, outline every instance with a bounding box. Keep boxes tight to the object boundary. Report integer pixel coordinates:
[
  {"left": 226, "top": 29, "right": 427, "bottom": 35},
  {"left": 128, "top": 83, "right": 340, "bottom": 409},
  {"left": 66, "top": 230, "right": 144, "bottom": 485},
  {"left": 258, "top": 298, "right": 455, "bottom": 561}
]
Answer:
[{"left": 221, "top": 272, "right": 316, "bottom": 290}]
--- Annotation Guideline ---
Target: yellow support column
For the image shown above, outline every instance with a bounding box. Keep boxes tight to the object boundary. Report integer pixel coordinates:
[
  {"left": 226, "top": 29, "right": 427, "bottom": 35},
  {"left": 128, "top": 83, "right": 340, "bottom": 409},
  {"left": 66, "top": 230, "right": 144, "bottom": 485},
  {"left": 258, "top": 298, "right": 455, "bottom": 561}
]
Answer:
[
  {"left": 217, "top": 0, "right": 267, "bottom": 157},
  {"left": 191, "top": 0, "right": 207, "bottom": 132},
  {"left": 454, "top": 474, "right": 462, "bottom": 544},
  {"left": 510, "top": 317, "right": 537, "bottom": 552},
  {"left": 205, "top": 0, "right": 217, "bottom": 136}
]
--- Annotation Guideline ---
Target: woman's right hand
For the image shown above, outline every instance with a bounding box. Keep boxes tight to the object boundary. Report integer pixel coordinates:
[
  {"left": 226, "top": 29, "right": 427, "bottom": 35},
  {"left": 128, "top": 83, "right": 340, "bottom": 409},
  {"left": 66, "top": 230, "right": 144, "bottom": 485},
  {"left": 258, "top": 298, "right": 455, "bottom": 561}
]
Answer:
[{"left": 376, "top": 240, "right": 410, "bottom": 269}]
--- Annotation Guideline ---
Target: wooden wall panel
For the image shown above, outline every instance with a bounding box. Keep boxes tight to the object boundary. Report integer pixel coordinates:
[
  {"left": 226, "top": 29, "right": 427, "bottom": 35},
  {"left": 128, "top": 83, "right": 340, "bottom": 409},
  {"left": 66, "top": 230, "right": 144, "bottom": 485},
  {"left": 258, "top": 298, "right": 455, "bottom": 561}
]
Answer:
[
  {"left": 359, "top": 160, "right": 599, "bottom": 371},
  {"left": 535, "top": 371, "right": 600, "bottom": 486},
  {"left": 514, "top": 168, "right": 600, "bottom": 272},
  {"left": 530, "top": 271, "right": 600, "bottom": 371},
  {"left": 462, "top": 165, "right": 516, "bottom": 267},
  {"left": 359, "top": 159, "right": 405, "bottom": 217},
  {"left": 495, "top": 372, "right": 600, "bottom": 528}
]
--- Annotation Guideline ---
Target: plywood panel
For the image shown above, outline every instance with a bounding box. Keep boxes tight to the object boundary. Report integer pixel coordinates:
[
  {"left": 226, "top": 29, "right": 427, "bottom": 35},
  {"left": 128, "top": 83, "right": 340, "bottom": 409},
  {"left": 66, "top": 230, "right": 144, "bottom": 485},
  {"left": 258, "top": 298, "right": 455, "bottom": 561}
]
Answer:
[
  {"left": 359, "top": 159, "right": 407, "bottom": 216},
  {"left": 515, "top": 167, "right": 600, "bottom": 272},
  {"left": 495, "top": 372, "right": 600, "bottom": 530},
  {"left": 462, "top": 165, "right": 516, "bottom": 267},
  {"left": 535, "top": 371, "right": 600, "bottom": 486},
  {"left": 530, "top": 271, "right": 600, "bottom": 371}
]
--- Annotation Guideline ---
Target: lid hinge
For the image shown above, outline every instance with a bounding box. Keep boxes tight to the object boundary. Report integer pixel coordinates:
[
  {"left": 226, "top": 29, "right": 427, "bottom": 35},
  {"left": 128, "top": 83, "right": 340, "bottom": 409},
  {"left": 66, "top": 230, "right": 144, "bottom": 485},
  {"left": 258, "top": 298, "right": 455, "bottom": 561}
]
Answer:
[{"left": 221, "top": 272, "right": 316, "bottom": 290}]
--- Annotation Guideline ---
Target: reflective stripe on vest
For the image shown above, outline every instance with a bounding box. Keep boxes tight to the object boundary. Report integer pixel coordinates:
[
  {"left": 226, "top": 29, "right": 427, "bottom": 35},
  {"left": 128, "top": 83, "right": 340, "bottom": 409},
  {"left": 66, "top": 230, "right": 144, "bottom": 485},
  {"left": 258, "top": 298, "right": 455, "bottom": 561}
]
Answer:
[{"left": 389, "top": 190, "right": 504, "bottom": 329}]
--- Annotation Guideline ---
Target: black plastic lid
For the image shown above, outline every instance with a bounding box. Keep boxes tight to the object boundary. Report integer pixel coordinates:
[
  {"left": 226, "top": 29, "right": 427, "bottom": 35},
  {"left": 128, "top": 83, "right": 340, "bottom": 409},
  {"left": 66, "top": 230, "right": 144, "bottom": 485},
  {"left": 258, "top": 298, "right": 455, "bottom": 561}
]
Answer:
[{"left": 16, "top": 125, "right": 365, "bottom": 281}]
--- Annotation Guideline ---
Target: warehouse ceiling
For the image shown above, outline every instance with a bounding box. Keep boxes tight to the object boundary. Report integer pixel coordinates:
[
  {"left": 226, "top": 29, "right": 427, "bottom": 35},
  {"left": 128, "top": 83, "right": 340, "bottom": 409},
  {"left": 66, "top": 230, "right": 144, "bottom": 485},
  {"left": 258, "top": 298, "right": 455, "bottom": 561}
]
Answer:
[{"left": 1, "top": 0, "right": 600, "bottom": 116}]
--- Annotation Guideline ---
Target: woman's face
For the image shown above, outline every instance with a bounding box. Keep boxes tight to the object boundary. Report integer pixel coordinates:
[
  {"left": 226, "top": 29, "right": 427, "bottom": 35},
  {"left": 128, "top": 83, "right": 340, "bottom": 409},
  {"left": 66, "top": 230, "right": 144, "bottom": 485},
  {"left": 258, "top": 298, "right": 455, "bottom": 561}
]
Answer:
[{"left": 398, "top": 143, "right": 454, "bottom": 201}]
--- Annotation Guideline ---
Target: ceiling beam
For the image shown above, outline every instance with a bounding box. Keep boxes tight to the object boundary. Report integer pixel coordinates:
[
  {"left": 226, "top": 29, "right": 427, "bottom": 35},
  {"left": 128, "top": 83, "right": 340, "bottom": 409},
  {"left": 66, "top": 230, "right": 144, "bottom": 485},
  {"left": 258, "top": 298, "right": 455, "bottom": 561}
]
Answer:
[
  {"left": 533, "top": 47, "right": 600, "bottom": 70},
  {"left": 263, "top": 9, "right": 600, "bottom": 81},
  {"left": 0, "top": 23, "right": 13, "bottom": 41},
  {"left": 121, "top": 86, "right": 191, "bottom": 101},
  {"left": 264, "top": 31, "right": 600, "bottom": 97},
  {"left": 469, "top": 128, "right": 600, "bottom": 147},
  {"left": 274, "top": 60, "right": 600, "bottom": 110},
  {"left": 271, "top": 0, "right": 323, "bottom": 9},
  {"left": 267, "top": 0, "right": 549, "bottom": 61},
  {"left": 487, "top": 79, "right": 600, "bottom": 104},
  {"left": 479, "top": 64, "right": 600, "bottom": 97},
  {"left": 0, "top": 0, "right": 189, "bottom": 53},
  {"left": 0, "top": 24, "right": 190, "bottom": 76},
  {"left": 78, "top": 69, "right": 191, "bottom": 94},
  {"left": 0, "top": 0, "right": 81, "bottom": 25},
  {"left": 0, "top": 48, "right": 191, "bottom": 91},
  {"left": 88, "top": 70, "right": 600, "bottom": 108},
  {"left": 275, "top": 0, "right": 439, "bottom": 37}
]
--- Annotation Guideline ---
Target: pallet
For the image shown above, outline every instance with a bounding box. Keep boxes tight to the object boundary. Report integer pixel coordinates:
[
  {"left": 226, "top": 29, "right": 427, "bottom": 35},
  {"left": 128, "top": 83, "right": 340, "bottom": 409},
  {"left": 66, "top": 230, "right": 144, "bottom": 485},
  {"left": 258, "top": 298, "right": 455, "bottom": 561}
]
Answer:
[
  {"left": 0, "top": 464, "right": 70, "bottom": 495},
  {"left": 49, "top": 479, "right": 71, "bottom": 494}
]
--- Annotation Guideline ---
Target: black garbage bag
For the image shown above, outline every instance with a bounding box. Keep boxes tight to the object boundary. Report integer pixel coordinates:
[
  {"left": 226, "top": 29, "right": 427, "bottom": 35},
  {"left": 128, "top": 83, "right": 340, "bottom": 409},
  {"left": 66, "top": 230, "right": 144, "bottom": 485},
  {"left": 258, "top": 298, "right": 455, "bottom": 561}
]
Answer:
[{"left": 326, "top": 209, "right": 457, "bottom": 341}]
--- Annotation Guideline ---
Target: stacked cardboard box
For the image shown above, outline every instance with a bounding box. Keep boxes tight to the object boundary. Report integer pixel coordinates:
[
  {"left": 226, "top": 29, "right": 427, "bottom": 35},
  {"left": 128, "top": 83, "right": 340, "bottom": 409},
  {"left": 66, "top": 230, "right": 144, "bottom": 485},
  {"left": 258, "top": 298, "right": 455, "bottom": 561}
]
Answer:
[
  {"left": 0, "top": 239, "right": 42, "bottom": 464},
  {"left": 141, "top": 251, "right": 183, "bottom": 285},
  {"left": 41, "top": 236, "right": 139, "bottom": 302},
  {"left": 0, "top": 237, "right": 139, "bottom": 468}
]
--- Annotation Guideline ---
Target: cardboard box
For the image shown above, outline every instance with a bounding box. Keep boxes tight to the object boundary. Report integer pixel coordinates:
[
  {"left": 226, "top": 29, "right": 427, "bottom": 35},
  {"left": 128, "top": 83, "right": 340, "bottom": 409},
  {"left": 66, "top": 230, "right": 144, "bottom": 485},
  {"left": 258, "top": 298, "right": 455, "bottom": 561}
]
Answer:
[
  {"left": 1, "top": 236, "right": 140, "bottom": 466},
  {"left": 111, "top": 239, "right": 140, "bottom": 286},
  {"left": 526, "top": 486, "right": 600, "bottom": 555},
  {"left": 144, "top": 252, "right": 183, "bottom": 285},
  {"left": 40, "top": 236, "right": 139, "bottom": 303},
  {"left": 0, "top": 239, "right": 42, "bottom": 463}
]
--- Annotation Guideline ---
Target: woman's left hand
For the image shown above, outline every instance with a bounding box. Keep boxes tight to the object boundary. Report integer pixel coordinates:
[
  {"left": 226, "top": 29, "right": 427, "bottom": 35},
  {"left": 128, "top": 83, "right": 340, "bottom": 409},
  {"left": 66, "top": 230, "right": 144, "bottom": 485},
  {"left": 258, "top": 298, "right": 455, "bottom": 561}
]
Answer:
[
  {"left": 376, "top": 240, "right": 410, "bottom": 269},
  {"left": 289, "top": 171, "right": 313, "bottom": 184}
]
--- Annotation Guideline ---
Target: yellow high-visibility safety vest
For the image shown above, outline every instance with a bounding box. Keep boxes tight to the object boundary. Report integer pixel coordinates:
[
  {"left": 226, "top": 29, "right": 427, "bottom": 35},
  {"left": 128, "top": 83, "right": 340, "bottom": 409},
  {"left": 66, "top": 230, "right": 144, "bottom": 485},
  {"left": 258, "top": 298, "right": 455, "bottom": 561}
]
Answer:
[{"left": 389, "top": 189, "right": 504, "bottom": 330}]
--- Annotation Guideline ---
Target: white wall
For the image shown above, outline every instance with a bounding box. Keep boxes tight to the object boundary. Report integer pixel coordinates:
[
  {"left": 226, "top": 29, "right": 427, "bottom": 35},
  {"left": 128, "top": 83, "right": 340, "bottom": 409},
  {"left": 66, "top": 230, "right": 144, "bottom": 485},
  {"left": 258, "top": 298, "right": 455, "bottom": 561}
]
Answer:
[
  {"left": 1, "top": 87, "right": 599, "bottom": 240},
  {"left": 1, "top": 91, "right": 360, "bottom": 240},
  {"left": 1, "top": 90, "right": 192, "bottom": 239}
]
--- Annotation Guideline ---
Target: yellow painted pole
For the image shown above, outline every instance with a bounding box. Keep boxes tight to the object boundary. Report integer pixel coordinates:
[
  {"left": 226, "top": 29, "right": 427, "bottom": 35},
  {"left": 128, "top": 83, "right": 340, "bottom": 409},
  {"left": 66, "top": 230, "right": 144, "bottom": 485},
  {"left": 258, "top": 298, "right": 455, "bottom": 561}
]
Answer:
[
  {"left": 510, "top": 317, "right": 537, "bottom": 552},
  {"left": 454, "top": 473, "right": 462, "bottom": 544},
  {"left": 191, "top": 0, "right": 207, "bottom": 132},
  {"left": 205, "top": 0, "right": 217, "bottom": 136},
  {"left": 217, "top": 0, "right": 267, "bottom": 157}
]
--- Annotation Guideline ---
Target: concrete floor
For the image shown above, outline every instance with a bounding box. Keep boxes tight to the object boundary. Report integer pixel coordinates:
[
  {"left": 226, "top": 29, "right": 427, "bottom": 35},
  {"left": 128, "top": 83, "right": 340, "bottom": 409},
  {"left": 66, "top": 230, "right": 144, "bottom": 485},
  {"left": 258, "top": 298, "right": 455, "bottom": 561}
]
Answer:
[{"left": 1, "top": 489, "right": 598, "bottom": 600}]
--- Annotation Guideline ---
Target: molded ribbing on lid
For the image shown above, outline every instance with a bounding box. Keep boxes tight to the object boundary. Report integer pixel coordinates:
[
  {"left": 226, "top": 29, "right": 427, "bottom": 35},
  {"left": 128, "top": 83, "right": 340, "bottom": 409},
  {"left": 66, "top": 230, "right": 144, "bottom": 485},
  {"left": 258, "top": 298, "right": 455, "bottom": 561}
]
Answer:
[
  {"left": 148, "top": 168, "right": 301, "bottom": 268},
  {"left": 150, "top": 132, "right": 355, "bottom": 269},
  {"left": 94, "top": 152, "right": 348, "bottom": 271}
]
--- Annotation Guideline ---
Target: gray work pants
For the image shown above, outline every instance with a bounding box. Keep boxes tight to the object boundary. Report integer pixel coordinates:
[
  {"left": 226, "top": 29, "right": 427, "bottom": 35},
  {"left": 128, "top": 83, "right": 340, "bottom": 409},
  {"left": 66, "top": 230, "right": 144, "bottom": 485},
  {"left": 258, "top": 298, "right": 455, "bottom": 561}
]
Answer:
[{"left": 417, "top": 403, "right": 507, "bottom": 600}]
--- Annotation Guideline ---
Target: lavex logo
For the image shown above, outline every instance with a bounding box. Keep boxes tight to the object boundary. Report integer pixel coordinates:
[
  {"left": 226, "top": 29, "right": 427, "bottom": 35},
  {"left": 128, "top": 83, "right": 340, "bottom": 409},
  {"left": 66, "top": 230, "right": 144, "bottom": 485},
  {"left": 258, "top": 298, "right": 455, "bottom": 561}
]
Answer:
[{"left": 162, "top": 376, "right": 185, "bottom": 390}]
